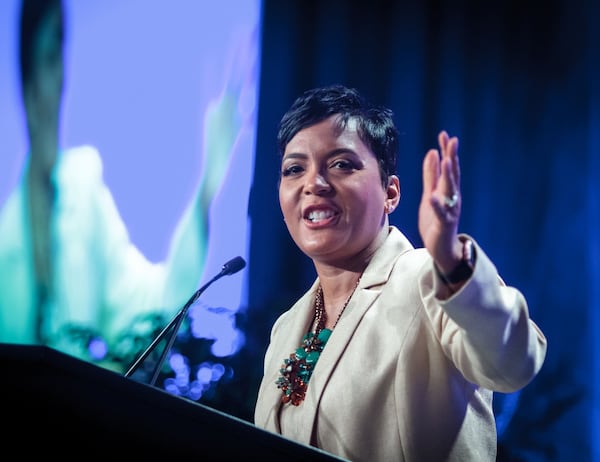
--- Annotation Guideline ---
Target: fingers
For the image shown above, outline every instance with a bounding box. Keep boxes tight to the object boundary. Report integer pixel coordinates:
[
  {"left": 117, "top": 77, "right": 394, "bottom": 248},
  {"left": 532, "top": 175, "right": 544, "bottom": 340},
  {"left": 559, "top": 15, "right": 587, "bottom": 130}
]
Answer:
[
  {"left": 437, "top": 131, "right": 460, "bottom": 192},
  {"left": 438, "top": 130, "right": 449, "bottom": 152},
  {"left": 423, "top": 131, "right": 461, "bottom": 190},
  {"left": 422, "top": 131, "right": 462, "bottom": 218},
  {"left": 422, "top": 148, "right": 440, "bottom": 195}
]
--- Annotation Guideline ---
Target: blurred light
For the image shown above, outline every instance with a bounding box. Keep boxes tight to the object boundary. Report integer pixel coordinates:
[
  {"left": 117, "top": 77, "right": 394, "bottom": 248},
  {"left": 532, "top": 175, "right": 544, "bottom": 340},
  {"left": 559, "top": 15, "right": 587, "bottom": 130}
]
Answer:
[{"left": 88, "top": 336, "right": 107, "bottom": 361}]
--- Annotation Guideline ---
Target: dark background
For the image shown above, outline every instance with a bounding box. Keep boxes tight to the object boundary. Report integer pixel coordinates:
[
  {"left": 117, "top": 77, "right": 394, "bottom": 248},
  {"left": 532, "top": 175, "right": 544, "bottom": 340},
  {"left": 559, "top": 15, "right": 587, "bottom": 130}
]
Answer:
[{"left": 217, "top": 1, "right": 598, "bottom": 461}]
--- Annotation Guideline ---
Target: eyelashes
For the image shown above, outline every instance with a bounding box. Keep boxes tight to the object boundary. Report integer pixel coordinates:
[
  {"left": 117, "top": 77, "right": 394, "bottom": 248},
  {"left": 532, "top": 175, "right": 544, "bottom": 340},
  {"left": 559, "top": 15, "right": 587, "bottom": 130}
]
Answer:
[{"left": 281, "top": 159, "right": 359, "bottom": 178}]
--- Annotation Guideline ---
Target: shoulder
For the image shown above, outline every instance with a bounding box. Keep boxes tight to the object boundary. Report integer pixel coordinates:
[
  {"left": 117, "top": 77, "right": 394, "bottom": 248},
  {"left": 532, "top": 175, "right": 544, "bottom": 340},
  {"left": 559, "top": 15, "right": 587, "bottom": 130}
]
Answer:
[{"left": 362, "top": 226, "right": 428, "bottom": 285}]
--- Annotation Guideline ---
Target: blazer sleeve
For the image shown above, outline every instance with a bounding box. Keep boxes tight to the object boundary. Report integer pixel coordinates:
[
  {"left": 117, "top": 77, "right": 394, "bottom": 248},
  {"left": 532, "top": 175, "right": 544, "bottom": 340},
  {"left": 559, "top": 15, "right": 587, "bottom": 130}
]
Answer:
[{"left": 420, "top": 236, "right": 548, "bottom": 392}]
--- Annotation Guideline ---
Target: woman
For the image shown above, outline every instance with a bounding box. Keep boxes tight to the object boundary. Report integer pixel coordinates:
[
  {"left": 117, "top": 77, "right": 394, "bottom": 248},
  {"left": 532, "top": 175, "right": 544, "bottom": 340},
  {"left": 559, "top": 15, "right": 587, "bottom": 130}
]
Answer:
[{"left": 254, "top": 84, "right": 547, "bottom": 462}]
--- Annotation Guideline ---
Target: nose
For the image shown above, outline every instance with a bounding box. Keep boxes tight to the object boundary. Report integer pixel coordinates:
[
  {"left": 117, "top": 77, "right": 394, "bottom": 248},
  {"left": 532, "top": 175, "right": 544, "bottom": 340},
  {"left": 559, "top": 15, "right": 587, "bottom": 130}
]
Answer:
[{"left": 304, "top": 168, "right": 331, "bottom": 195}]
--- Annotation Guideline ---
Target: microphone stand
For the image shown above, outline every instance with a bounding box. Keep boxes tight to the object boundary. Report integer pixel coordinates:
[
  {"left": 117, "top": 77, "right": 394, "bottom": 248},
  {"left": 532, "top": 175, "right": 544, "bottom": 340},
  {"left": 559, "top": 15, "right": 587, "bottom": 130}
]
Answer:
[{"left": 124, "top": 256, "right": 246, "bottom": 386}]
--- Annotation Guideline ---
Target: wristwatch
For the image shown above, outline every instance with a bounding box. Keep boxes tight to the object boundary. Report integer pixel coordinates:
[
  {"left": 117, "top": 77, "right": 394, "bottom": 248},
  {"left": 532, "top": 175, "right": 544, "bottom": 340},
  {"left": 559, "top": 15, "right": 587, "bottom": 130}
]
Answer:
[{"left": 437, "top": 238, "right": 476, "bottom": 285}]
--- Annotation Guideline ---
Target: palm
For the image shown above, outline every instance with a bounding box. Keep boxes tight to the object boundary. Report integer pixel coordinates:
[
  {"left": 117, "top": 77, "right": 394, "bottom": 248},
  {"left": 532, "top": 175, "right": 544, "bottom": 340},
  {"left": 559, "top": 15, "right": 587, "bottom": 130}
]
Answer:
[{"left": 418, "top": 132, "right": 461, "bottom": 265}]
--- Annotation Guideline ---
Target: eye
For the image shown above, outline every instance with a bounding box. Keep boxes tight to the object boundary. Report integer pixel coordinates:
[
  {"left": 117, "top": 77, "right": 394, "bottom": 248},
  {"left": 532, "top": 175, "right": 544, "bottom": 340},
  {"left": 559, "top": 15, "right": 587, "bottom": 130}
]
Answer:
[
  {"left": 281, "top": 164, "right": 304, "bottom": 177},
  {"left": 330, "top": 158, "right": 355, "bottom": 171}
]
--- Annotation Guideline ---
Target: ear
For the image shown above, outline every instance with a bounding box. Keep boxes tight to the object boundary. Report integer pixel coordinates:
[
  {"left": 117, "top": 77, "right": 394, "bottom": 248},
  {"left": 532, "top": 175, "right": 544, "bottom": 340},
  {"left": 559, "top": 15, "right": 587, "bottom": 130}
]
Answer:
[{"left": 385, "top": 175, "right": 400, "bottom": 214}]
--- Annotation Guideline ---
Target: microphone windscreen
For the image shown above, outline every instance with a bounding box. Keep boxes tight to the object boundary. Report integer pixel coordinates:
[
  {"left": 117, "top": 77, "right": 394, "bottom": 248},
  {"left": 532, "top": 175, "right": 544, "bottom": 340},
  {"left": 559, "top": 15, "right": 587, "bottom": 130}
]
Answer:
[{"left": 222, "top": 256, "right": 246, "bottom": 275}]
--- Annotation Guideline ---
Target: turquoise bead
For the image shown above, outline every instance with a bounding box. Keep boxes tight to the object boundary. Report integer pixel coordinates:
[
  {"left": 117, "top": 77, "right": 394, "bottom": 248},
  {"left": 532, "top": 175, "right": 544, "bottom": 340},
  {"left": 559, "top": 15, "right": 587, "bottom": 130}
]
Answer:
[
  {"left": 306, "top": 351, "right": 321, "bottom": 364},
  {"left": 317, "top": 328, "right": 332, "bottom": 343},
  {"left": 295, "top": 347, "right": 307, "bottom": 359}
]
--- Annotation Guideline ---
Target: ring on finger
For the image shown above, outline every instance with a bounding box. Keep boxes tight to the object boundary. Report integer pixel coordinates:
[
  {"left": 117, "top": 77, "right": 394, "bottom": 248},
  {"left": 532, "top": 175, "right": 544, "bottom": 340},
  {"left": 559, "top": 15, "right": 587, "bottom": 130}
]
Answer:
[{"left": 443, "top": 193, "right": 459, "bottom": 208}]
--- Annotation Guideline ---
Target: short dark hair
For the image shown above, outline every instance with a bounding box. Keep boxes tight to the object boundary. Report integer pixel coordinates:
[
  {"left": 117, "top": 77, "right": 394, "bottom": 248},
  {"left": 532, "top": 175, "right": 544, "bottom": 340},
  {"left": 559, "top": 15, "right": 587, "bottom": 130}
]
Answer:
[
  {"left": 277, "top": 84, "right": 398, "bottom": 186},
  {"left": 19, "top": 0, "right": 64, "bottom": 87}
]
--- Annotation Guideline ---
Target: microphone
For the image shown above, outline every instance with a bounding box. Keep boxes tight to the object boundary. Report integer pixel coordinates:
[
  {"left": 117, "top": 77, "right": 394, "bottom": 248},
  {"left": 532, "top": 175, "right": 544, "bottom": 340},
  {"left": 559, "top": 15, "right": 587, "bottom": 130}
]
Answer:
[
  {"left": 220, "top": 255, "right": 246, "bottom": 276},
  {"left": 124, "top": 256, "right": 247, "bottom": 385}
]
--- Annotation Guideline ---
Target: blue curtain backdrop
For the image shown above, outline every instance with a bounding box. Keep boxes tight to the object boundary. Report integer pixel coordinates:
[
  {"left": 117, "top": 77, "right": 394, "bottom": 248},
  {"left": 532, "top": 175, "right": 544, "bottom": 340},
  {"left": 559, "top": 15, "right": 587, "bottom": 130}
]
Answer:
[{"left": 246, "top": 0, "right": 600, "bottom": 460}]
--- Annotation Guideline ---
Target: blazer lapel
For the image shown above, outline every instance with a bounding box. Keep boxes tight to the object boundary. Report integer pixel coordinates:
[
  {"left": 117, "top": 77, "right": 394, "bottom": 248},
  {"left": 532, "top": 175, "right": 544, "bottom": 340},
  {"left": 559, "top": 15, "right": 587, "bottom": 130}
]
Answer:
[
  {"left": 299, "top": 227, "right": 414, "bottom": 440},
  {"left": 260, "top": 227, "right": 415, "bottom": 442},
  {"left": 259, "top": 283, "right": 320, "bottom": 433}
]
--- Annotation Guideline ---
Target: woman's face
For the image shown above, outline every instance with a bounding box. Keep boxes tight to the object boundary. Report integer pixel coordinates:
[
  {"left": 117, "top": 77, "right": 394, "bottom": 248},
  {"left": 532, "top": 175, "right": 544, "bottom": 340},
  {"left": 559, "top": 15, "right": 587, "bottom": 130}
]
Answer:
[{"left": 279, "top": 115, "right": 399, "bottom": 265}]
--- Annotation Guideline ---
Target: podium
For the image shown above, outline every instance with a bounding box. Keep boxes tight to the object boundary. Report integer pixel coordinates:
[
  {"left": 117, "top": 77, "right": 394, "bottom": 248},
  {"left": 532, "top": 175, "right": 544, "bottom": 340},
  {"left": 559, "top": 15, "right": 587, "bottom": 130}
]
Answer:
[{"left": 0, "top": 343, "right": 346, "bottom": 460}]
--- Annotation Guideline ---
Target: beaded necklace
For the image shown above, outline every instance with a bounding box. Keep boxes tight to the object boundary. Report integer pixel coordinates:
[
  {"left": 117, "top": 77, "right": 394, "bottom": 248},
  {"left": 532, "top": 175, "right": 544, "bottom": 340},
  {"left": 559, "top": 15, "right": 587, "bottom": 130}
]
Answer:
[{"left": 276, "top": 279, "right": 360, "bottom": 406}]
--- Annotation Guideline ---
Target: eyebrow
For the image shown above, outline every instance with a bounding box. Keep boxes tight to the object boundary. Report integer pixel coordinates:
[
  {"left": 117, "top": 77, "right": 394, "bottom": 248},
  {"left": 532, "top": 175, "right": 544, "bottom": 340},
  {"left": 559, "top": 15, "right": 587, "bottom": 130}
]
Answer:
[
  {"left": 281, "top": 152, "right": 307, "bottom": 162},
  {"left": 282, "top": 148, "right": 358, "bottom": 162}
]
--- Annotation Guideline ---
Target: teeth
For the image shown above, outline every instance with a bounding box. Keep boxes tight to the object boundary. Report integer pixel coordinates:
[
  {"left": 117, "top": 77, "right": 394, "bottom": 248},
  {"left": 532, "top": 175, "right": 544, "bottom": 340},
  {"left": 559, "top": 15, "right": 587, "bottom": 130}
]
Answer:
[{"left": 308, "top": 210, "right": 335, "bottom": 222}]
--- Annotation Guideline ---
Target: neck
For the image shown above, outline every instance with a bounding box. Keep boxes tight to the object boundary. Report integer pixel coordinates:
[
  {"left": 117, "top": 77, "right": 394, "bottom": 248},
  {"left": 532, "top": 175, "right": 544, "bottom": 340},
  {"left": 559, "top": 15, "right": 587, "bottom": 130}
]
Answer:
[{"left": 315, "top": 272, "right": 362, "bottom": 331}]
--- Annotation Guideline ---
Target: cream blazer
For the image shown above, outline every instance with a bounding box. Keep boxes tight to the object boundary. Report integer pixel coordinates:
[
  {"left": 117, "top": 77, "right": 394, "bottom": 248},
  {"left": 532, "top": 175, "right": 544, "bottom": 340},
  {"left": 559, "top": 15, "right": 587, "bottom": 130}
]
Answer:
[{"left": 254, "top": 226, "right": 547, "bottom": 462}]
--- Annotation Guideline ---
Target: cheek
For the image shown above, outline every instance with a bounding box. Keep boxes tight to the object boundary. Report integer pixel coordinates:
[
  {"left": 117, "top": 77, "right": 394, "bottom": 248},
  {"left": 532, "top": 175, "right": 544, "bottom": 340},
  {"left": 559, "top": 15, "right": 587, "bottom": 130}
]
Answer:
[
  {"left": 350, "top": 196, "right": 382, "bottom": 223},
  {"left": 362, "top": 198, "right": 388, "bottom": 229},
  {"left": 349, "top": 179, "right": 386, "bottom": 212},
  {"left": 278, "top": 186, "right": 294, "bottom": 217}
]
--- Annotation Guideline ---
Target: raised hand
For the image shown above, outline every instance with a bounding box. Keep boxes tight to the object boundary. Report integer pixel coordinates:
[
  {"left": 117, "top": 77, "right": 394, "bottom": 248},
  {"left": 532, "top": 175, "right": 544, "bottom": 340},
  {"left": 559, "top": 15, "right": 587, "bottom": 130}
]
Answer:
[{"left": 418, "top": 131, "right": 464, "bottom": 275}]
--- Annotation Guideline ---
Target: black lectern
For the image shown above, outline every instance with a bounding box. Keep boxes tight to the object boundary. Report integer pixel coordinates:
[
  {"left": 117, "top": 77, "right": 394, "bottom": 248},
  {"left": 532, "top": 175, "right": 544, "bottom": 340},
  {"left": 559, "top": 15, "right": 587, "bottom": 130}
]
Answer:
[{"left": 0, "top": 343, "right": 346, "bottom": 460}]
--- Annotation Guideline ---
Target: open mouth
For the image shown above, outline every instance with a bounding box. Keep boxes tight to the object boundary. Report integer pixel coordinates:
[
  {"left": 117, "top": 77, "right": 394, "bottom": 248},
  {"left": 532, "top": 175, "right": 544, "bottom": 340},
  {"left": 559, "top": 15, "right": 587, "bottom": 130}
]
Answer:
[{"left": 306, "top": 209, "right": 338, "bottom": 223}]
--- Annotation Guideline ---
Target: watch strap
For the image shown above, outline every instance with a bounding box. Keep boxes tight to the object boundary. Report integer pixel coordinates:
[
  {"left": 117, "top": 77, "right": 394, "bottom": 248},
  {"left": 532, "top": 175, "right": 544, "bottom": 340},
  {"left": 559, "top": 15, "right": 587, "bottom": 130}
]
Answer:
[{"left": 437, "top": 239, "right": 476, "bottom": 285}]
